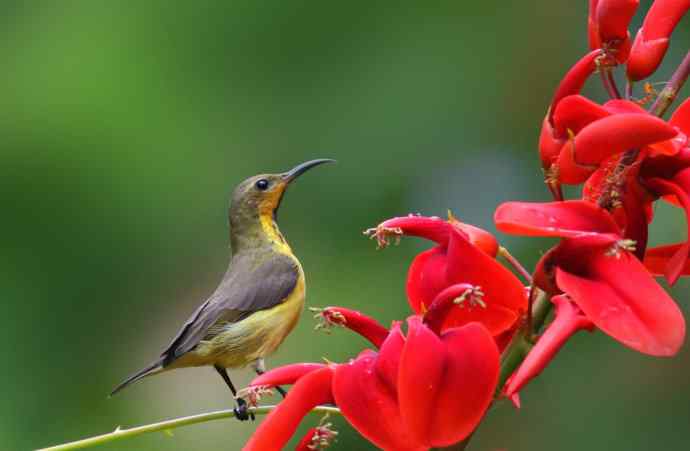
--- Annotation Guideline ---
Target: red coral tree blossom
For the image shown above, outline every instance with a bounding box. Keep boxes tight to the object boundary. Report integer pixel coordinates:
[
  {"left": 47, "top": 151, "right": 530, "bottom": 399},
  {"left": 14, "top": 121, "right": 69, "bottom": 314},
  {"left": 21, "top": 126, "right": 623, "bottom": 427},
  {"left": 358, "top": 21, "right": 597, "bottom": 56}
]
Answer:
[{"left": 238, "top": 3, "right": 690, "bottom": 449}]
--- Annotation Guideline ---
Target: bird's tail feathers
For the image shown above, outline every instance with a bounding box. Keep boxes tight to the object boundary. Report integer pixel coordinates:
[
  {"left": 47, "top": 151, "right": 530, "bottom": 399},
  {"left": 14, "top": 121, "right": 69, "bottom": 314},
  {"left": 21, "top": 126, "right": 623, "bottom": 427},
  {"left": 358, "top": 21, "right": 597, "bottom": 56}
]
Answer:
[{"left": 109, "top": 358, "right": 164, "bottom": 397}]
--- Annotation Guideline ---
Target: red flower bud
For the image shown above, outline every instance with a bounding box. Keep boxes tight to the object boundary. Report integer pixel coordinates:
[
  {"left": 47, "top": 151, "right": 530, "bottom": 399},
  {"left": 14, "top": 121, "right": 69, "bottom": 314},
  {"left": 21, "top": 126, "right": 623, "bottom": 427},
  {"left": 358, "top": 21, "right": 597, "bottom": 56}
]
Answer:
[
  {"left": 595, "top": 0, "right": 638, "bottom": 62},
  {"left": 549, "top": 50, "right": 602, "bottom": 124},
  {"left": 627, "top": 0, "right": 690, "bottom": 81}
]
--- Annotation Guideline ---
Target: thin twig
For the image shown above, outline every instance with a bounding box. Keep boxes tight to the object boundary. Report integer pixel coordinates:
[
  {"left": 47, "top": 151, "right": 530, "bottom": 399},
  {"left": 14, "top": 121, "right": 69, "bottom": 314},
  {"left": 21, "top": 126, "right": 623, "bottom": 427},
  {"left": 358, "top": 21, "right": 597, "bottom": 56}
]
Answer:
[
  {"left": 599, "top": 68, "right": 621, "bottom": 99},
  {"left": 649, "top": 50, "right": 690, "bottom": 117},
  {"left": 498, "top": 246, "right": 533, "bottom": 283},
  {"left": 36, "top": 405, "right": 341, "bottom": 451}
]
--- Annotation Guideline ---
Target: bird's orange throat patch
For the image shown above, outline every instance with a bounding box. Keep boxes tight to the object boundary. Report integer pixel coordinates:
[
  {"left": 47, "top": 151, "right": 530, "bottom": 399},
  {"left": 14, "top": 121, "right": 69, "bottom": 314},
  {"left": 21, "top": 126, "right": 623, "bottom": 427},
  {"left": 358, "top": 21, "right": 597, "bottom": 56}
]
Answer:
[{"left": 258, "top": 184, "right": 291, "bottom": 252}]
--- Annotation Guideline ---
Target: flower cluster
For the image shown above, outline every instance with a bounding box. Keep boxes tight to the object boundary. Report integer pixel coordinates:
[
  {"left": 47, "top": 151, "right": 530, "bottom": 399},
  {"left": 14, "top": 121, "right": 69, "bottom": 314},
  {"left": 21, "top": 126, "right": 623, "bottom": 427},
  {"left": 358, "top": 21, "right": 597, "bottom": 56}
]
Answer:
[
  {"left": 241, "top": 216, "right": 523, "bottom": 450},
  {"left": 500, "top": 0, "right": 690, "bottom": 402},
  {"left": 241, "top": 2, "right": 690, "bottom": 449}
]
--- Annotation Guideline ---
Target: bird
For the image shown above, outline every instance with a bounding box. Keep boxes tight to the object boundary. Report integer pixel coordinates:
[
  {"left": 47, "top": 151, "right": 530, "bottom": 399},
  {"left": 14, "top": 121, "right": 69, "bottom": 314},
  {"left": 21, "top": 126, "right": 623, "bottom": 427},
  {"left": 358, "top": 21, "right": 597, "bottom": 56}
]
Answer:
[{"left": 110, "top": 159, "right": 335, "bottom": 420}]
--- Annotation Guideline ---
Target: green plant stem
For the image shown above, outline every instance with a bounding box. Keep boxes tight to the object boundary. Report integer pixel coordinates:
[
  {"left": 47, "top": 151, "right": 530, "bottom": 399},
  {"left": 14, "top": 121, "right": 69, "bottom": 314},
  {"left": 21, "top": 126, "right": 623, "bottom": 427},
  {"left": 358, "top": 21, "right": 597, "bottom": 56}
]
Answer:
[
  {"left": 36, "top": 405, "right": 340, "bottom": 451},
  {"left": 649, "top": 49, "right": 690, "bottom": 117}
]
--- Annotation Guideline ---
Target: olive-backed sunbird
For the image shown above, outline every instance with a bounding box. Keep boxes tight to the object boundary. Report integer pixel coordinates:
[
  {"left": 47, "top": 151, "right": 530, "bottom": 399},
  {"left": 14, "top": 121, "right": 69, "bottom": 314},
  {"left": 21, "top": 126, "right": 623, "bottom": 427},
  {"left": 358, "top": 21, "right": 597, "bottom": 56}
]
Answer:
[{"left": 111, "top": 159, "right": 335, "bottom": 419}]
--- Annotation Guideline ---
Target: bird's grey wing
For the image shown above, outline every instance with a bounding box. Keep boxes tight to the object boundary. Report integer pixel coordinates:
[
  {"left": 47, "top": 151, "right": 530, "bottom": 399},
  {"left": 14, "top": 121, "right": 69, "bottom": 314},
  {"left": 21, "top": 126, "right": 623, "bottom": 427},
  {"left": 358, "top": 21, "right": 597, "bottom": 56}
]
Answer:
[{"left": 160, "top": 253, "right": 299, "bottom": 366}]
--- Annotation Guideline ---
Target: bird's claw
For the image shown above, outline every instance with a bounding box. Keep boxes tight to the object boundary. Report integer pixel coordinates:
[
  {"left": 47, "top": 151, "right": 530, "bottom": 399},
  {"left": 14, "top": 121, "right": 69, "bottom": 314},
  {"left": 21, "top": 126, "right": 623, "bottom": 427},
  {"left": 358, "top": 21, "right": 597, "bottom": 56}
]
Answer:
[{"left": 234, "top": 398, "right": 255, "bottom": 422}]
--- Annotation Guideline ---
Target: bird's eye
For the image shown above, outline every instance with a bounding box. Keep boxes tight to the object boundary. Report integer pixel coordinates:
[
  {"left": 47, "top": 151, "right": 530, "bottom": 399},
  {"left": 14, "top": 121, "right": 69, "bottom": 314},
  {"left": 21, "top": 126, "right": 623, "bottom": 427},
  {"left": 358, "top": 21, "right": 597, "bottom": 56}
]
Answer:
[{"left": 255, "top": 179, "right": 270, "bottom": 191}]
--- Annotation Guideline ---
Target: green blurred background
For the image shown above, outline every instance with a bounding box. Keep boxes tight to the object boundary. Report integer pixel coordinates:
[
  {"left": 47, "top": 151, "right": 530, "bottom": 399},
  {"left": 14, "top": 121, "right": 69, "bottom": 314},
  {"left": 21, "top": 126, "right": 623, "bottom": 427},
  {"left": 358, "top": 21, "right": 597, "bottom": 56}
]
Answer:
[{"left": 2, "top": 1, "right": 689, "bottom": 450}]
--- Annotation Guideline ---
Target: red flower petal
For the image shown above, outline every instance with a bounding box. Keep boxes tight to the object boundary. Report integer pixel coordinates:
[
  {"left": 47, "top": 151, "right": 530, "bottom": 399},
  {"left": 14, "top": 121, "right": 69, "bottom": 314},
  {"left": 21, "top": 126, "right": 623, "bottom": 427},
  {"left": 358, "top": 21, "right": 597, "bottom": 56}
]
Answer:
[
  {"left": 423, "top": 283, "right": 480, "bottom": 334},
  {"left": 374, "top": 322, "right": 406, "bottom": 389},
  {"left": 549, "top": 50, "right": 602, "bottom": 124},
  {"left": 333, "top": 350, "right": 425, "bottom": 451},
  {"left": 378, "top": 216, "right": 456, "bottom": 246},
  {"left": 602, "top": 99, "right": 648, "bottom": 115},
  {"left": 627, "top": 0, "right": 690, "bottom": 81},
  {"left": 494, "top": 200, "right": 620, "bottom": 238},
  {"left": 553, "top": 95, "right": 610, "bottom": 137},
  {"left": 250, "top": 363, "right": 327, "bottom": 388},
  {"left": 540, "top": 114, "right": 565, "bottom": 170},
  {"left": 670, "top": 98, "right": 690, "bottom": 136},
  {"left": 588, "top": 0, "right": 602, "bottom": 50},
  {"left": 595, "top": 0, "right": 638, "bottom": 61},
  {"left": 556, "top": 250, "right": 685, "bottom": 356},
  {"left": 566, "top": 114, "right": 677, "bottom": 166},
  {"left": 407, "top": 247, "right": 449, "bottom": 314},
  {"left": 443, "top": 230, "right": 526, "bottom": 333},
  {"left": 644, "top": 244, "right": 690, "bottom": 279},
  {"left": 243, "top": 367, "right": 335, "bottom": 451},
  {"left": 398, "top": 317, "right": 498, "bottom": 448},
  {"left": 317, "top": 306, "right": 390, "bottom": 348},
  {"left": 645, "top": 176, "right": 690, "bottom": 285},
  {"left": 504, "top": 295, "right": 593, "bottom": 399}
]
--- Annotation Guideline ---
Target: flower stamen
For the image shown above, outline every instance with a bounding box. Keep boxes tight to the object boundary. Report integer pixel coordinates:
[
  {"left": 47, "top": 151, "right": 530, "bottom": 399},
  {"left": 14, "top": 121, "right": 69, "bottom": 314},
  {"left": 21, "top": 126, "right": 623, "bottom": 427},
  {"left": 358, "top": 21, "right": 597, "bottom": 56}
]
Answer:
[
  {"left": 605, "top": 239, "right": 637, "bottom": 258},
  {"left": 363, "top": 225, "right": 403, "bottom": 249},
  {"left": 454, "top": 286, "right": 486, "bottom": 309},
  {"left": 236, "top": 385, "right": 274, "bottom": 407},
  {"left": 310, "top": 307, "right": 347, "bottom": 333}
]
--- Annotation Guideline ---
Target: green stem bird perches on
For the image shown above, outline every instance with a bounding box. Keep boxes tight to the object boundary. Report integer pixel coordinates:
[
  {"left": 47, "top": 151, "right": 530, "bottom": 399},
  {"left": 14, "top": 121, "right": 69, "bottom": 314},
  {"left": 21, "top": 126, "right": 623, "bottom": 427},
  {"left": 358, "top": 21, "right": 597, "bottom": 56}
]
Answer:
[{"left": 36, "top": 406, "right": 341, "bottom": 451}]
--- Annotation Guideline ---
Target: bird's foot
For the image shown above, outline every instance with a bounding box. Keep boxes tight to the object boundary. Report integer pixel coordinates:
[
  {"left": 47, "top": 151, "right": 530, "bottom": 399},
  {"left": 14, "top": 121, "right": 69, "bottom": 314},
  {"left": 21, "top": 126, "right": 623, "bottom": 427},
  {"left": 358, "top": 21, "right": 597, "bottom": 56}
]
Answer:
[
  {"left": 276, "top": 385, "right": 287, "bottom": 398},
  {"left": 233, "top": 398, "right": 255, "bottom": 422}
]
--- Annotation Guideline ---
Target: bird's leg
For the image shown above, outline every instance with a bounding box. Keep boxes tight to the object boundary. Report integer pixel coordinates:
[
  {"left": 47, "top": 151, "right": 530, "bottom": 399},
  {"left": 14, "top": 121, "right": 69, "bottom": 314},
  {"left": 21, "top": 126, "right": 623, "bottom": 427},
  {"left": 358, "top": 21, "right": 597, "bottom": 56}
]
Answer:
[
  {"left": 214, "top": 365, "right": 254, "bottom": 421},
  {"left": 253, "top": 358, "right": 287, "bottom": 398}
]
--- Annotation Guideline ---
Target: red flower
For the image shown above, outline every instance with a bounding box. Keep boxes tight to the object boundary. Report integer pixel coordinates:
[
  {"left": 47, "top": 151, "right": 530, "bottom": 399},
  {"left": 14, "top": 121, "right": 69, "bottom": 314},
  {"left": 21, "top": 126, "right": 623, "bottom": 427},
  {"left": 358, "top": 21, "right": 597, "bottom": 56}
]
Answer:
[
  {"left": 366, "top": 215, "right": 526, "bottom": 335},
  {"left": 243, "top": 312, "right": 499, "bottom": 450},
  {"left": 504, "top": 294, "right": 594, "bottom": 402},
  {"left": 495, "top": 200, "right": 685, "bottom": 356},
  {"left": 589, "top": 0, "right": 639, "bottom": 62},
  {"left": 635, "top": 98, "right": 690, "bottom": 283},
  {"left": 627, "top": 0, "right": 690, "bottom": 81},
  {"left": 555, "top": 109, "right": 677, "bottom": 184}
]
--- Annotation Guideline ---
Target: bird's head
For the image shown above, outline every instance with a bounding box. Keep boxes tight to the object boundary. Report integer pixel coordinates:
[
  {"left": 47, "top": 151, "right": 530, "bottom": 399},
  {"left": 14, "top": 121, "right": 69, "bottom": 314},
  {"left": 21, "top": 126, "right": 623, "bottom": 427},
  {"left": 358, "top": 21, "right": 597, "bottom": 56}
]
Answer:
[{"left": 229, "top": 159, "right": 335, "bottom": 247}]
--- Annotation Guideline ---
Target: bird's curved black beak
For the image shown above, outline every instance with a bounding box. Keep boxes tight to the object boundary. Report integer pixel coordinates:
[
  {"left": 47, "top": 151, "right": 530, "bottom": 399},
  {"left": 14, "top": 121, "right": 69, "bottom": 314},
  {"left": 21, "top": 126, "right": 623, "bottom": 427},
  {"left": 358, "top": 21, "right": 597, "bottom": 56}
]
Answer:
[{"left": 282, "top": 159, "right": 336, "bottom": 183}]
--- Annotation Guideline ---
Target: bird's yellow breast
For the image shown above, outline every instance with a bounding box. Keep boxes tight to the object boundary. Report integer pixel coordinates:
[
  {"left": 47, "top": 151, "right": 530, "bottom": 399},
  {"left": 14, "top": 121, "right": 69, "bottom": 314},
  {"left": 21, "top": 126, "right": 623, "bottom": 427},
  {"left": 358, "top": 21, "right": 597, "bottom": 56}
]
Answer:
[{"left": 182, "top": 261, "right": 305, "bottom": 369}]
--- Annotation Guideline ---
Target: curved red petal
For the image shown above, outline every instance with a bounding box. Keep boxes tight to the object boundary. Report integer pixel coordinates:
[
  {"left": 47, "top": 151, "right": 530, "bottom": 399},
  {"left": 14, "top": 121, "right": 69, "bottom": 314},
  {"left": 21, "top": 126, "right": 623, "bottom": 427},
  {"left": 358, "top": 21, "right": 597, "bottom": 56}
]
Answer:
[
  {"left": 556, "top": 251, "right": 685, "bottom": 356},
  {"left": 319, "top": 306, "right": 390, "bottom": 348},
  {"left": 444, "top": 230, "right": 527, "bottom": 335},
  {"left": 429, "top": 323, "right": 500, "bottom": 447},
  {"left": 602, "top": 99, "right": 648, "bottom": 115},
  {"left": 588, "top": 0, "right": 601, "bottom": 50},
  {"left": 595, "top": 0, "right": 638, "bottom": 44},
  {"left": 398, "top": 316, "right": 447, "bottom": 446},
  {"left": 399, "top": 318, "right": 499, "bottom": 447},
  {"left": 553, "top": 95, "right": 610, "bottom": 137},
  {"left": 450, "top": 220, "right": 499, "bottom": 257},
  {"left": 646, "top": 176, "right": 690, "bottom": 285},
  {"left": 626, "top": 0, "right": 690, "bottom": 80},
  {"left": 504, "top": 295, "right": 593, "bottom": 399},
  {"left": 249, "top": 363, "right": 327, "bottom": 388},
  {"left": 243, "top": 367, "right": 335, "bottom": 451},
  {"left": 374, "top": 322, "right": 406, "bottom": 389},
  {"left": 644, "top": 244, "right": 690, "bottom": 279},
  {"left": 540, "top": 114, "right": 565, "bottom": 170},
  {"left": 670, "top": 98, "right": 690, "bottom": 136},
  {"left": 379, "top": 215, "right": 455, "bottom": 246},
  {"left": 423, "top": 283, "right": 479, "bottom": 334},
  {"left": 549, "top": 50, "right": 602, "bottom": 123},
  {"left": 333, "top": 351, "right": 425, "bottom": 451},
  {"left": 571, "top": 114, "right": 677, "bottom": 166},
  {"left": 494, "top": 200, "right": 620, "bottom": 238},
  {"left": 407, "top": 247, "right": 449, "bottom": 314}
]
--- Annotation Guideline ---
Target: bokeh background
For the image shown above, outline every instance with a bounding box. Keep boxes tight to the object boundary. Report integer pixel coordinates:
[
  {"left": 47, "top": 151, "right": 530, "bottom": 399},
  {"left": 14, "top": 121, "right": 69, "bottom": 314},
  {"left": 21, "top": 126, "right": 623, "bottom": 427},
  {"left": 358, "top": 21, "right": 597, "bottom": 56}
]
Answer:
[{"left": 3, "top": 1, "right": 690, "bottom": 450}]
